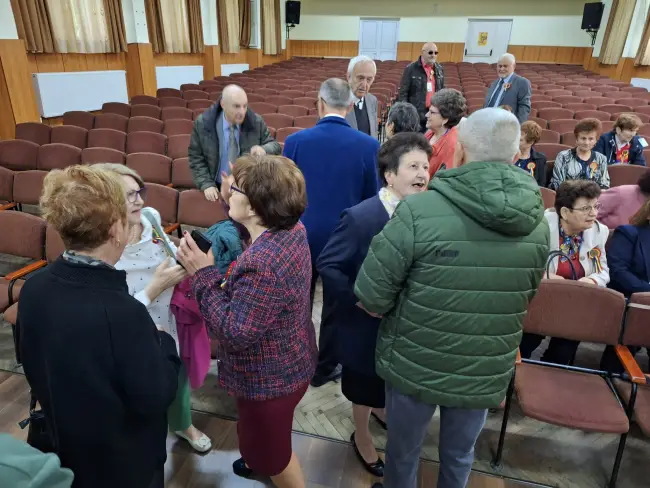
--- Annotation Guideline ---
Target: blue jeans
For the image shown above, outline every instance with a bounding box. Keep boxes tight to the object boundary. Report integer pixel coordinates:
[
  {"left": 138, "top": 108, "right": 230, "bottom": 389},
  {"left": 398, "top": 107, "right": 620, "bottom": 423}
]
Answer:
[{"left": 383, "top": 384, "right": 488, "bottom": 488}]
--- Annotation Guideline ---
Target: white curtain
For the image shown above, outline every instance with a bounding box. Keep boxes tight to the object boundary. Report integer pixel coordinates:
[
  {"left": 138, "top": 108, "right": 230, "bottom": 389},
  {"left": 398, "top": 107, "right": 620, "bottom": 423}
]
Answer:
[
  {"left": 46, "top": 0, "right": 110, "bottom": 53},
  {"left": 160, "top": 0, "right": 191, "bottom": 53}
]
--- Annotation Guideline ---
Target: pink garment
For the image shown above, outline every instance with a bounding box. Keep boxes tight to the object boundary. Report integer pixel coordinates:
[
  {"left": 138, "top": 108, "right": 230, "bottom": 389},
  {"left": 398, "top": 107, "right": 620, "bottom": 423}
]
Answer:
[
  {"left": 598, "top": 185, "right": 648, "bottom": 229},
  {"left": 170, "top": 278, "right": 211, "bottom": 389}
]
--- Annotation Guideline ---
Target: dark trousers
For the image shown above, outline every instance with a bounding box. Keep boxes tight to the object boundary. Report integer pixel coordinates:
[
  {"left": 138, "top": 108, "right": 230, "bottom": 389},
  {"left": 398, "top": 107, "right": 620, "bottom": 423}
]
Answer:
[
  {"left": 519, "top": 333, "right": 580, "bottom": 365},
  {"left": 147, "top": 468, "right": 164, "bottom": 488},
  {"left": 311, "top": 263, "right": 338, "bottom": 376}
]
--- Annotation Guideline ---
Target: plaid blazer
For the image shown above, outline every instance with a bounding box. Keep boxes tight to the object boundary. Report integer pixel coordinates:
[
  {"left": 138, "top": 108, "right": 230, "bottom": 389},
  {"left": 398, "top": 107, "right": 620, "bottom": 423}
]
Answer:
[{"left": 193, "top": 222, "right": 317, "bottom": 400}]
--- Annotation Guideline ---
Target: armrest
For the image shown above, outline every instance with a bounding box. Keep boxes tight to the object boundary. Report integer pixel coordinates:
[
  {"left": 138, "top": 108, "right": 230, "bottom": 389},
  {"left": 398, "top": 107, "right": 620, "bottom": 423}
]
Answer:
[
  {"left": 615, "top": 344, "right": 646, "bottom": 384},
  {"left": 4, "top": 260, "right": 47, "bottom": 281},
  {"left": 164, "top": 223, "right": 180, "bottom": 234},
  {"left": 516, "top": 349, "right": 522, "bottom": 365},
  {"left": 0, "top": 203, "right": 16, "bottom": 211}
]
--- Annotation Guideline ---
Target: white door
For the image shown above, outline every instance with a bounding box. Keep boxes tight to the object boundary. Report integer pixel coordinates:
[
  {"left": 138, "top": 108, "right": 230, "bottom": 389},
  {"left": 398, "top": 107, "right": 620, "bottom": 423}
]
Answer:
[
  {"left": 463, "top": 20, "right": 512, "bottom": 63},
  {"left": 359, "top": 19, "right": 399, "bottom": 61}
]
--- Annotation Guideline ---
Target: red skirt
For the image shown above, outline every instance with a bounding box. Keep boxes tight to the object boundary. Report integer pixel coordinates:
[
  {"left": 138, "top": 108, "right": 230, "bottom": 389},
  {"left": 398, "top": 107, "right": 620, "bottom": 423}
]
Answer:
[{"left": 236, "top": 383, "right": 308, "bottom": 476}]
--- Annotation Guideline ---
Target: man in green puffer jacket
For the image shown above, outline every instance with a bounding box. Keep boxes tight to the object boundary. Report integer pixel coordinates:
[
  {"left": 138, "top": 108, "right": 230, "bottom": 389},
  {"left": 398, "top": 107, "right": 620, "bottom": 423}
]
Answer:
[{"left": 355, "top": 108, "right": 549, "bottom": 488}]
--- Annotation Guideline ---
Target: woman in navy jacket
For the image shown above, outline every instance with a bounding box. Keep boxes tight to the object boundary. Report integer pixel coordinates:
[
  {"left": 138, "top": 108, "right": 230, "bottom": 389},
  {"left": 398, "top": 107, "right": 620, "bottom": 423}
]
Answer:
[
  {"left": 600, "top": 200, "right": 650, "bottom": 371},
  {"left": 317, "top": 133, "right": 432, "bottom": 477},
  {"left": 594, "top": 113, "right": 647, "bottom": 166}
]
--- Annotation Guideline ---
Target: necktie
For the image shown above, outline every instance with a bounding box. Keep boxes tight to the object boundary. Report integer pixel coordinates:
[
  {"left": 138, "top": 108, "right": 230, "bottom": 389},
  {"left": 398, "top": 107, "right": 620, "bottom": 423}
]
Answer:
[
  {"left": 228, "top": 124, "right": 238, "bottom": 169},
  {"left": 356, "top": 98, "right": 364, "bottom": 110},
  {"left": 488, "top": 79, "right": 504, "bottom": 108}
]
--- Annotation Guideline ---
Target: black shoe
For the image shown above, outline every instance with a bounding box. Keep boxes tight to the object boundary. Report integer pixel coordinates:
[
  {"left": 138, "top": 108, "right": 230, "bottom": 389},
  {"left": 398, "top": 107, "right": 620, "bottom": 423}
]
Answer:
[
  {"left": 351, "top": 432, "right": 384, "bottom": 477},
  {"left": 371, "top": 411, "right": 387, "bottom": 430},
  {"left": 232, "top": 458, "right": 253, "bottom": 478},
  {"left": 310, "top": 364, "right": 342, "bottom": 387}
]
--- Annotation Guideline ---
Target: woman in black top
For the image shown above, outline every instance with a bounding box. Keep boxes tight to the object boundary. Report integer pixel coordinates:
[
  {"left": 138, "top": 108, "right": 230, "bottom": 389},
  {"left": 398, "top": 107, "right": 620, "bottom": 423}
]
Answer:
[
  {"left": 17, "top": 165, "right": 181, "bottom": 488},
  {"left": 516, "top": 120, "right": 548, "bottom": 186}
]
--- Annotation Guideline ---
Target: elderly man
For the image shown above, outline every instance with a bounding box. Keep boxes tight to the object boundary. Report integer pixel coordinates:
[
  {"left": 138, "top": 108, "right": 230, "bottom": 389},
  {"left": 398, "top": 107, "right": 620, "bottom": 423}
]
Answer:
[
  {"left": 283, "top": 78, "right": 380, "bottom": 388},
  {"left": 398, "top": 42, "right": 445, "bottom": 132},
  {"left": 188, "top": 84, "right": 281, "bottom": 201},
  {"left": 356, "top": 108, "right": 549, "bottom": 488},
  {"left": 345, "top": 55, "right": 379, "bottom": 138},
  {"left": 385, "top": 102, "right": 420, "bottom": 138},
  {"left": 484, "top": 53, "right": 531, "bottom": 123}
]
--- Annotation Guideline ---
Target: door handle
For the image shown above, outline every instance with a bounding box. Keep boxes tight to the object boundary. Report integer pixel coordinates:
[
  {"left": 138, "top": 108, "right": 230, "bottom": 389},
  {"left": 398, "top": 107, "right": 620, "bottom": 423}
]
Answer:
[
  {"left": 490, "top": 49, "right": 493, "bottom": 56},
  {"left": 464, "top": 48, "right": 467, "bottom": 55}
]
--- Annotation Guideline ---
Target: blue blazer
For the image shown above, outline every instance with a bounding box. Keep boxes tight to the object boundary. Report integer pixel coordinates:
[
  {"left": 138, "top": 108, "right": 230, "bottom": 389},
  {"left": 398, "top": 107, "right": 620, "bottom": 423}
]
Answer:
[
  {"left": 283, "top": 116, "right": 380, "bottom": 260},
  {"left": 316, "top": 196, "right": 388, "bottom": 376},
  {"left": 594, "top": 131, "right": 646, "bottom": 166},
  {"left": 608, "top": 224, "right": 650, "bottom": 296}
]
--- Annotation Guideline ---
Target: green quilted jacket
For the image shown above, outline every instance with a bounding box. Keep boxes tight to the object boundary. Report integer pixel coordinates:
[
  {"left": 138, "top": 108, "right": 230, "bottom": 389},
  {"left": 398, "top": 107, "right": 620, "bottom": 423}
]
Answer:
[{"left": 354, "top": 162, "right": 550, "bottom": 409}]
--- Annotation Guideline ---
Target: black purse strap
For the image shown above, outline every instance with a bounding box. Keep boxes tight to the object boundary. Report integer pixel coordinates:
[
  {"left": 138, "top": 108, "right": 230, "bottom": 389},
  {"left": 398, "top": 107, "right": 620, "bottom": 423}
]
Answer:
[{"left": 546, "top": 249, "right": 577, "bottom": 280}]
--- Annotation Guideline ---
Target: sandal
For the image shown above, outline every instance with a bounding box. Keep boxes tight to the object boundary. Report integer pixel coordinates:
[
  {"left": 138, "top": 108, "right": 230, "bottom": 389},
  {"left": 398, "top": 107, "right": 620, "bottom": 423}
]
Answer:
[{"left": 174, "top": 430, "right": 212, "bottom": 453}]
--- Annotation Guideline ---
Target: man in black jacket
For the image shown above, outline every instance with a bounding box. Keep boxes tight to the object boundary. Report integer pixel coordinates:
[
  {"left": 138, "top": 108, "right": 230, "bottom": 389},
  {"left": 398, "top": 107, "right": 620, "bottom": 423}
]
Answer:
[{"left": 398, "top": 42, "right": 445, "bottom": 132}]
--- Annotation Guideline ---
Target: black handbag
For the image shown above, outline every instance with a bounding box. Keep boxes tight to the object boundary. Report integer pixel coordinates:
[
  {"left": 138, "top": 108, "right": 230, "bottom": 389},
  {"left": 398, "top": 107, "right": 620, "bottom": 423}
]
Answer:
[
  {"left": 18, "top": 392, "right": 56, "bottom": 454},
  {"left": 546, "top": 249, "right": 577, "bottom": 280}
]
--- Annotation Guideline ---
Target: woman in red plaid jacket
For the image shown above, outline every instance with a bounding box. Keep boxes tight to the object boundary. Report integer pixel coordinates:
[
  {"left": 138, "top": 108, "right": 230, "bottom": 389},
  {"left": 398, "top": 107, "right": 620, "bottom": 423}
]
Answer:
[{"left": 178, "top": 154, "right": 317, "bottom": 488}]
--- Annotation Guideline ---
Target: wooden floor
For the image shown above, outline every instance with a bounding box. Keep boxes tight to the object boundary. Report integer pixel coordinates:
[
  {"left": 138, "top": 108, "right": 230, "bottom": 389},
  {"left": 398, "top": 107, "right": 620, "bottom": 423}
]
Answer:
[{"left": 1, "top": 372, "right": 542, "bottom": 488}]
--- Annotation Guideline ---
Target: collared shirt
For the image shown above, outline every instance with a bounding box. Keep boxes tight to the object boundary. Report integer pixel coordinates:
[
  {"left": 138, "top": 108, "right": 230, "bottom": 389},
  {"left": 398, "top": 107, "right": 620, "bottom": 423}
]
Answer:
[
  {"left": 493, "top": 73, "right": 515, "bottom": 107},
  {"left": 421, "top": 57, "right": 436, "bottom": 108},
  {"left": 354, "top": 96, "right": 364, "bottom": 110},
  {"left": 322, "top": 113, "right": 346, "bottom": 119},
  {"left": 217, "top": 114, "right": 240, "bottom": 183}
]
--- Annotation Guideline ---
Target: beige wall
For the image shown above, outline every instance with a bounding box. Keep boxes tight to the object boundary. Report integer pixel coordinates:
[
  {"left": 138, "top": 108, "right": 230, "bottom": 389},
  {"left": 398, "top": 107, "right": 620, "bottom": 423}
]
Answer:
[{"left": 290, "top": 0, "right": 593, "bottom": 47}]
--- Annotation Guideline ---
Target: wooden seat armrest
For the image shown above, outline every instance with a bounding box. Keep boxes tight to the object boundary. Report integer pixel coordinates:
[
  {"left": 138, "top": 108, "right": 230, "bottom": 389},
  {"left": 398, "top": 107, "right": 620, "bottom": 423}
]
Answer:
[
  {"left": 164, "top": 223, "right": 180, "bottom": 234},
  {"left": 0, "top": 203, "right": 16, "bottom": 211},
  {"left": 4, "top": 260, "right": 48, "bottom": 281},
  {"left": 516, "top": 349, "right": 522, "bottom": 365},
  {"left": 615, "top": 344, "right": 647, "bottom": 384}
]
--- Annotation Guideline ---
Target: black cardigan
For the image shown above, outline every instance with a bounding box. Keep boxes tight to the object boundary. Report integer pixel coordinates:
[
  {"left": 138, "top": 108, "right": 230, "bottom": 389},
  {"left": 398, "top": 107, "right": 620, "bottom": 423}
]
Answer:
[{"left": 17, "top": 258, "right": 181, "bottom": 488}]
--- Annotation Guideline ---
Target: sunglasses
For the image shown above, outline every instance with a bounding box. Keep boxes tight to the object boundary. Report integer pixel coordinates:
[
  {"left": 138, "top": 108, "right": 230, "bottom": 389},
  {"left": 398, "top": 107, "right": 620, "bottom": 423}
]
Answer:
[
  {"left": 427, "top": 50, "right": 439, "bottom": 55},
  {"left": 126, "top": 187, "right": 147, "bottom": 203}
]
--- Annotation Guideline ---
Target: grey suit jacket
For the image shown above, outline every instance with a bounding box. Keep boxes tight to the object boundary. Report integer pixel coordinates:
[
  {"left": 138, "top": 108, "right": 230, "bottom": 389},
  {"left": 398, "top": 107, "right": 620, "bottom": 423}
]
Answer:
[
  {"left": 346, "top": 93, "right": 378, "bottom": 139},
  {"left": 484, "top": 73, "right": 531, "bottom": 123}
]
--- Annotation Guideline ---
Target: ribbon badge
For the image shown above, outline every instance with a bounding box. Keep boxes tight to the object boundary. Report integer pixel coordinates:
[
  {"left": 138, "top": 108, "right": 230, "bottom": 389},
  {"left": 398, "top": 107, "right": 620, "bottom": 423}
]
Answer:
[
  {"left": 151, "top": 226, "right": 163, "bottom": 244},
  {"left": 526, "top": 161, "right": 536, "bottom": 176},
  {"left": 220, "top": 261, "right": 237, "bottom": 289},
  {"left": 589, "top": 248, "right": 603, "bottom": 273},
  {"left": 589, "top": 161, "right": 599, "bottom": 179},
  {"left": 503, "top": 82, "right": 512, "bottom": 92}
]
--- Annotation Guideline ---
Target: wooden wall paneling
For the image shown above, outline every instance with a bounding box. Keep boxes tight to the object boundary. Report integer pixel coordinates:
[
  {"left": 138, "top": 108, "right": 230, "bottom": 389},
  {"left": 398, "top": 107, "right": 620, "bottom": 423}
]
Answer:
[
  {"left": 0, "top": 39, "right": 40, "bottom": 139},
  {"left": 246, "top": 48, "right": 262, "bottom": 70},
  {"left": 105, "top": 53, "right": 127, "bottom": 70},
  {"left": 204, "top": 45, "right": 221, "bottom": 80},
  {"left": 538, "top": 46, "right": 558, "bottom": 63},
  {"left": 341, "top": 41, "right": 359, "bottom": 58},
  {"left": 26, "top": 54, "right": 38, "bottom": 74},
  {"left": 522, "top": 46, "right": 541, "bottom": 63},
  {"left": 449, "top": 43, "right": 465, "bottom": 62},
  {"left": 61, "top": 53, "right": 89, "bottom": 72},
  {"left": 84, "top": 54, "right": 109, "bottom": 71},
  {"left": 508, "top": 45, "right": 525, "bottom": 62},
  {"left": 153, "top": 53, "right": 168, "bottom": 66},
  {"left": 168, "top": 53, "right": 204, "bottom": 66},
  {"left": 0, "top": 54, "right": 16, "bottom": 139},
  {"left": 34, "top": 53, "right": 65, "bottom": 72},
  {"left": 326, "top": 41, "right": 343, "bottom": 57},
  {"left": 126, "top": 43, "right": 157, "bottom": 98},
  {"left": 220, "top": 49, "right": 248, "bottom": 65},
  {"left": 396, "top": 42, "right": 412, "bottom": 61}
]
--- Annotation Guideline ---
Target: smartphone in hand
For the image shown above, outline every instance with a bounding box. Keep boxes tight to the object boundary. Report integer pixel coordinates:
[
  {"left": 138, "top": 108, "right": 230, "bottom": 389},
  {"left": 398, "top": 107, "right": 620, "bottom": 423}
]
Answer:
[{"left": 191, "top": 230, "right": 212, "bottom": 254}]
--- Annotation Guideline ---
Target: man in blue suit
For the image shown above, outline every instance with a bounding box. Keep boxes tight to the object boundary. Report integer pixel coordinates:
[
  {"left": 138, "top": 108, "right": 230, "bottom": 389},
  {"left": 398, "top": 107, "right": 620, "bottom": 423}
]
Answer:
[{"left": 283, "top": 78, "right": 380, "bottom": 387}]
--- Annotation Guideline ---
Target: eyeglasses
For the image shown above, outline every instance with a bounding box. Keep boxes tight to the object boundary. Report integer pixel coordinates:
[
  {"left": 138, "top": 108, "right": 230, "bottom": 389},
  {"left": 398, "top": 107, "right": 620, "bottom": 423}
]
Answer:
[
  {"left": 571, "top": 203, "right": 602, "bottom": 213},
  {"left": 426, "top": 50, "right": 439, "bottom": 55},
  {"left": 428, "top": 109, "right": 441, "bottom": 116},
  {"left": 126, "top": 187, "right": 147, "bottom": 203},
  {"left": 231, "top": 184, "right": 246, "bottom": 196}
]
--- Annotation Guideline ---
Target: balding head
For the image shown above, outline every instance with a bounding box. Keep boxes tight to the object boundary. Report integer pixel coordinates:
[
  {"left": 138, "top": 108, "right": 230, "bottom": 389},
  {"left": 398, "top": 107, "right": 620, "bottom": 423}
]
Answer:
[
  {"left": 221, "top": 84, "right": 248, "bottom": 125},
  {"left": 421, "top": 42, "right": 438, "bottom": 65},
  {"left": 457, "top": 108, "right": 520, "bottom": 163},
  {"left": 497, "top": 53, "right": 516, "bottom": 79}
]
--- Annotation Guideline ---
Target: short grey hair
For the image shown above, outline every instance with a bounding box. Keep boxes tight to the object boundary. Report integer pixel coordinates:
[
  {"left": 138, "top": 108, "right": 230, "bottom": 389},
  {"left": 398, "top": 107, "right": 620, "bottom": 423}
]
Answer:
[
  {"left": 347, "top": 55, "right": 377, "bottom": 77},
  {"left": 499, "top": 53, "right": 516, "bottom": 65},
  {"left": 458, "top": 108, "right": 520, "bottom": 163},
  {"left": 319, "top": 78, "right": 353, "bottom": 110},
  {"left": 387, "top": 102, "right": 420, "bottom": 134}
]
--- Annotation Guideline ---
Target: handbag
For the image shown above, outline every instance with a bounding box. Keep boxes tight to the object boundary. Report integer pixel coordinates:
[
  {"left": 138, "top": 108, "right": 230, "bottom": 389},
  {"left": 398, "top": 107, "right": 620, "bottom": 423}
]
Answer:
[
  {"left": 18, "top": 392, "right": 56, "bottom": 454},
  {"left": 545, "top": 250, "right": 577, "bottom": 280}
]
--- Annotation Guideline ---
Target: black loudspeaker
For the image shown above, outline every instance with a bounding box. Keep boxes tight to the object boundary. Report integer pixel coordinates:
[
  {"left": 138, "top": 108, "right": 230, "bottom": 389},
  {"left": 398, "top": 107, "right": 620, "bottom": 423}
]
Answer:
[
  {"left": 581, "top": 2, "right": 604, "bottom": 30},
  {"left": 286, "top": 1, "right": 301, "bottom": 25}
]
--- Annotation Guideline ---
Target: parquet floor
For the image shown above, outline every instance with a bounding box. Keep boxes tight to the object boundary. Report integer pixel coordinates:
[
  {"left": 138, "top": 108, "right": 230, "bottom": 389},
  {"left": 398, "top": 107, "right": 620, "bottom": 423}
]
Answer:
[
  {"left": 2, "top": 257, "right": 650, "bottom": 487},
  {"left": 0, "top": 372, "right": 543, "bottom": 488}
]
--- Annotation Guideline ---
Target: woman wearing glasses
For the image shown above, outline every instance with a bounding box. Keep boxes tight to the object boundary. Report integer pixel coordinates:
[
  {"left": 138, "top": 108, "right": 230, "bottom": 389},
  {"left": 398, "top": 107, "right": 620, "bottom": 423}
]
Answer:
[
  {"left": 177, "top": 155, "right": 317, "bottom": 488},
  {"left": 520, "top": 180, "right": 610, "bottom": 365},
  {"left": 96, "top": 164, "right": 212, "bottom": 454},
  {"left": 423, "top": 89, "right": 467, "bottom": 177}
]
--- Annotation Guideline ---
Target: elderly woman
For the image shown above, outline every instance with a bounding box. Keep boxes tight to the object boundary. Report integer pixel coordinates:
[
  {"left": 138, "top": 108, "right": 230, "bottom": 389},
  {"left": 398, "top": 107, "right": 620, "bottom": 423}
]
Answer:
[
  {"left": 520, "top": 180, "right": 609, "bottom": 365},
  {"left": 178, "top": 155, "right": 317, "bottom": 488},
  {"left": 516, "top": 120, "right": 547, "bottom": 186},
  {"left": 95, "top": 164, "right": 211, "bottom": 453},
  {"left": 595, "top": 113, "right": 647, "bottom": 166},
  {"left": 317, "top": 133, "right": 432, "bottom": 476},
  {"left": 17, "top": 166, "right": 180, "bottom": 488},
  {"left": 598, "top": 170, "right": 650, "bottom": 228},
  {"left": 550, "top": 118, "right": 610, "bottom": 190},
  {"left": 385, "top": 102, "right": 420, "bottom": 138},
  {"left": 424, "top": 88, "right": 467, "bottom": 176}
]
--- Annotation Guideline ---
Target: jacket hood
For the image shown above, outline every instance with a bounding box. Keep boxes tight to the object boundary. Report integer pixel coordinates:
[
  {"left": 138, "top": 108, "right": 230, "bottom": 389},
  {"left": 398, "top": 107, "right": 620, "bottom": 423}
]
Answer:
[{"left": 430, "top": 162, "right": 544, "bottom": 237}]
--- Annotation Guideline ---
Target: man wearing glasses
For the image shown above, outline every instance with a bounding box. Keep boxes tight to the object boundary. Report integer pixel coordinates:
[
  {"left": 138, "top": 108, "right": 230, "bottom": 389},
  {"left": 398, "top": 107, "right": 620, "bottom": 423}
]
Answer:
[{"left": 398, "top": 42, "right": 445, "bottom": 132}]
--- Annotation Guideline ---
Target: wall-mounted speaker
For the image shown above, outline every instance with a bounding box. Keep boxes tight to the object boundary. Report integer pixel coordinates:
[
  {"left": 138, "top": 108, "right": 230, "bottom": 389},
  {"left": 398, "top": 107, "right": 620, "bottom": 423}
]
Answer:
[
  {"left": 286, "top": 1, "right": 301, "bottom": 25},
  {"left": 581, "top": 2, "right": 604, "bottom": 30}
]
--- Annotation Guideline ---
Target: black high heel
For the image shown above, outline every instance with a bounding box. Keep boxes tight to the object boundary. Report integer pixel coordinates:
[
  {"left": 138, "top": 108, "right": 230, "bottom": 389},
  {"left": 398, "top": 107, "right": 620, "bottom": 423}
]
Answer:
[
  {"left": 232, "top": 457, "right": 254, "bottom": 478},
  {"left": 351, "top": 432, "right": 384, "bottom": 477}
]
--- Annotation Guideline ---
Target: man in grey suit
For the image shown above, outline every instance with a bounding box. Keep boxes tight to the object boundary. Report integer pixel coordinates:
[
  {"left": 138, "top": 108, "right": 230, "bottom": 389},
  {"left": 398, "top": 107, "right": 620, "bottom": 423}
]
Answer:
[
  {"left": 484, "top": 53, "right": 531, "bottom": 123},
  {"left": 345, "top": 55, "right": 379, "bottom": 139}
]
